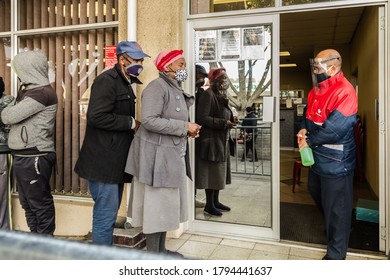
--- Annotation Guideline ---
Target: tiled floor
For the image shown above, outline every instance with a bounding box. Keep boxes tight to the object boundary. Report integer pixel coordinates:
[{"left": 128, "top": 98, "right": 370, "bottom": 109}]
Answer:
[
  {"left": 178, "top": 149, "right": 387, "bottom": 260},
  {"left": 166, "top": 233, "right": 387, "bottom": 260}
]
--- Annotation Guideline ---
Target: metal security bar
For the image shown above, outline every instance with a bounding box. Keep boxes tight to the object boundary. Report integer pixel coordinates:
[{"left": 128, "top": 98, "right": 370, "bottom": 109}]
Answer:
[{"left": 229, "top": 123, "right": 271, "bottom": 176}]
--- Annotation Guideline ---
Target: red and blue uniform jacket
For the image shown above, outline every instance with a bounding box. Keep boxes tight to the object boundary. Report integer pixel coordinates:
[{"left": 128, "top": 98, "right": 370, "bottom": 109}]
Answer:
[{"left": 301, "top": 71, "right": 358, "bottom": 177}]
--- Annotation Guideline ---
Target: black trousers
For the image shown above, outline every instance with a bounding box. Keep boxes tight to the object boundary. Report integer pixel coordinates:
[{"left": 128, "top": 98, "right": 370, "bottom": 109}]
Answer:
[
  {"left": 242, "top": 135, "right": 258, "bottom": 160},
  {"left": 13, "top": 153, "right": 56, "bottom": 235},
  {"left": 0, "top": 154, "right": 10, "bottom": 229},
  {"left": 308, "top": 169, "right": 354, "bottom": 260}
]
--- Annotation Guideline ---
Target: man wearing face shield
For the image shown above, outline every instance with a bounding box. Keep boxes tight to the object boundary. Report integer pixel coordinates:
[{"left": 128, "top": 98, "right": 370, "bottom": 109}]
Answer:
[
  {"left": 297, "top": 49, "right": 358, "bottom": 260},
  {"left": 74, "top": 41, "right": 150, "bottom": 245}
]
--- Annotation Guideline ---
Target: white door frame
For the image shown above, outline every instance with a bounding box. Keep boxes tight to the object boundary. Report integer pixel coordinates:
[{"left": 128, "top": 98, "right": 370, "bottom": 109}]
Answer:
[
  {"left": 184, "top": 14, "right": 280, "bottom": 241},
  {"left": 379, "top": 4, "right": 389, "bottom": 253}
]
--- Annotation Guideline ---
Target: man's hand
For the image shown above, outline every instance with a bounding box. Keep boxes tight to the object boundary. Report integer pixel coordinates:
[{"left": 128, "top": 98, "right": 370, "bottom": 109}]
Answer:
[
  {"left": 297, "top": 128, "right": 307, "bottom": 138},
  {"left": 297, "top": 129, "right": 308, "bottom": 152}
]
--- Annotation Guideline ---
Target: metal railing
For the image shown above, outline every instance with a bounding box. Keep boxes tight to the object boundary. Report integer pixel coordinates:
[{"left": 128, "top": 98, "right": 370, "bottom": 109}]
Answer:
[{"left": 230, "top": 122, "right": 271, "bottom": 176}]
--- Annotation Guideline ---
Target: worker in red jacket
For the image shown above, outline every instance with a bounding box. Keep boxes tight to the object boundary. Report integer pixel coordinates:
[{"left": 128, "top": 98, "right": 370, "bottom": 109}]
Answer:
[{"left": 298, "top": 49, "right": 358, "bottom": 260}]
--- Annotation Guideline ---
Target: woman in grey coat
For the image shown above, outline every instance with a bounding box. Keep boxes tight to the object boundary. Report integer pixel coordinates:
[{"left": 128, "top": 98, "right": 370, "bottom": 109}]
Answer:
[{"left": 125, "top": 50, "right": 200, "bottom": 256}]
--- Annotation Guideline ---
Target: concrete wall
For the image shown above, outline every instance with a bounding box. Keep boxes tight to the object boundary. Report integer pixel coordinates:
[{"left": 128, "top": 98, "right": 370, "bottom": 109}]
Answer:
[
  {"left": 351, "top": 7, "right": 379, "bottom": 197},
  {"left": 135, "top": 0, "right": 185, "bottom": 120},
  {"left": 11, "top": 195, "right": 93, "bottom": 235}
]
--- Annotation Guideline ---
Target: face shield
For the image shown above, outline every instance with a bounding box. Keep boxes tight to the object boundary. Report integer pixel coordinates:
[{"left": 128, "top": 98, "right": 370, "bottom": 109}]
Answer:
[{"left": 310, "top": 57, "right": 339, "bottom": 91}]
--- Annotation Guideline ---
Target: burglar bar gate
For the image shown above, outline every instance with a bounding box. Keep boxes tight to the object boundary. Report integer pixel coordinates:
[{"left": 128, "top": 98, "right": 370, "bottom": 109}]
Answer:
[{"left": 230, "top": 123, "right": 271, "bottom": 176}]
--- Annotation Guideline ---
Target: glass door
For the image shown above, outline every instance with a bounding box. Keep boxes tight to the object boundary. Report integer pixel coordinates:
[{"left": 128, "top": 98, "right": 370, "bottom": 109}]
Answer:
[{"left": 186, "top": 14, "right": 280, "bottom": 240}]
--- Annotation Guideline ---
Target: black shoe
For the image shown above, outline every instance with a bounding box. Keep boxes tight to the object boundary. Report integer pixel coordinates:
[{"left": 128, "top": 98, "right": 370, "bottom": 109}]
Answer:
[
  {"left": 322, "top": 254, "right": 346, "bottom": 260},
  {"left": 215, "top": 203, "right": 231, "bottom": 211},
  {"left": 204, "top": 207, "right": 223, "bottom": 216}
]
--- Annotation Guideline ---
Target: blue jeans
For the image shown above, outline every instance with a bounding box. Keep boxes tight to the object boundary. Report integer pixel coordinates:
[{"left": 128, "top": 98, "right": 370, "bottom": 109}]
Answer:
[{"left": 88, "top": 181, "right": 124, "bottom": 245}]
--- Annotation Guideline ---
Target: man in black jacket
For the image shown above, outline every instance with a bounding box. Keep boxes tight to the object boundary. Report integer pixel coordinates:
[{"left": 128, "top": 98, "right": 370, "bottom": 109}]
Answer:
[
  {"left": 241, "top": 107, "right": 258, "bottom": 162},
  {"left": 74, "top": 41, "right": 150, "bottom": 245}
]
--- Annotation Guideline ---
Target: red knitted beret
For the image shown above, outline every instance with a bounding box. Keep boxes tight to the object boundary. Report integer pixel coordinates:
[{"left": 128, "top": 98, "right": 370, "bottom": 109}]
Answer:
[
  {"left": 154, "top": 50, "right": 184, "bottom": 71},
  {"left": 208, "top": 67, "right": 226, "bottom": 82}
]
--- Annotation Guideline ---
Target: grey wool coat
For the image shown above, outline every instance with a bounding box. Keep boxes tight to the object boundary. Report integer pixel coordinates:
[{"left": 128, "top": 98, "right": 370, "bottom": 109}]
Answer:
[{"left": 125, "top": 72, "right": 194, "bottom": 188}]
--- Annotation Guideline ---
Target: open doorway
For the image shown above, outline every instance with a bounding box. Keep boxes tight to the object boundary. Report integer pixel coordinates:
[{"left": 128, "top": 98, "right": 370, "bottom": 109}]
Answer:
[{"left": 279, "top": 6, "right": 382, "bottom": 253}]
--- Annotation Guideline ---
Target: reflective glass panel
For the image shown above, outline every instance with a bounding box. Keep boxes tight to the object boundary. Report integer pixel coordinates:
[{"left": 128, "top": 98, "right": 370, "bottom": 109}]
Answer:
[
  {"left": 190, "top": 0, "right": 274, "bottom": 14},
  {"left": 194, "top": 24, "right": 272, "bottom": 227}
]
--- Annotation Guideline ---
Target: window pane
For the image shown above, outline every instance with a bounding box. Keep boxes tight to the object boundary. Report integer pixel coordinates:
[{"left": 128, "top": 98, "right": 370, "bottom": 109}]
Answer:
[
  {"left": 18, "top": 0, "right": 118, "bottom": 30},
  {"left": 0, "top": 0, "right": 11, "bottom": 32},
  {"left": 282, "top": 0, "right": 326, "bottom": 5},
  {"left": 0, "top": 37, "right": 11, "bottom": 95},
  {"left": 190, "top": 0, "right": 274, "bottom": 14},
  {"left": 18, "top": 27, "right": 118, "bottom": 195}
]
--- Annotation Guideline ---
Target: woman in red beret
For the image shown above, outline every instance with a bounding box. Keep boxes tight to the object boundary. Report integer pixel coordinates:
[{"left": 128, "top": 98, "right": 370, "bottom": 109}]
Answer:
[
  {"left": 195, "top": 67, "right": 236, "bottom": 216},
  {"left": 125, "top": 49, "right": 200, "bottom": 257}
]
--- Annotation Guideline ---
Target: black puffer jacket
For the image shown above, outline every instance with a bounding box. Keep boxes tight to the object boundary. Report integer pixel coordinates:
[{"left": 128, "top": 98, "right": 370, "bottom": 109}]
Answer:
[{"left": 75, "top": 64, "right": 140, "bottom": 184}]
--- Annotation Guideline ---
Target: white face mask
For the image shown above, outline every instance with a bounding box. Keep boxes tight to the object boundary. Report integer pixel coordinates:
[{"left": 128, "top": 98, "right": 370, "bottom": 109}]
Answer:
[
  {"left": 174, "top": 69, "right": 188, "bottom": 83},
  {"left": 219, "top": 79, "right": 230, "bottom": 90}
]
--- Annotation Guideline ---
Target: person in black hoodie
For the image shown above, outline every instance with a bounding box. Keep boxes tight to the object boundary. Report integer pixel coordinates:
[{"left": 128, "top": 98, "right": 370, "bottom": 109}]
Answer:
[{"left": 241, "top": 106, "right": 258, "bottom": 162}]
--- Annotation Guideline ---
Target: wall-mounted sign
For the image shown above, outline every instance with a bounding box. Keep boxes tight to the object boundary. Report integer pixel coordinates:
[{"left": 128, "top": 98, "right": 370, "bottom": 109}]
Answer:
[
  {"left": 195, "top": 26, "right": 265, "bottom": 62},
  {"left": 105, "top": 45, "right": 117, "bottom": 69}
]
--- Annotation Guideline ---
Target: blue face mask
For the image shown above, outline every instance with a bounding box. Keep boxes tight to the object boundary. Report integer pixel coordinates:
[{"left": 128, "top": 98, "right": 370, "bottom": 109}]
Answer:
[{"left": 125, "top": 62, "right": 143, "bottom": 77}]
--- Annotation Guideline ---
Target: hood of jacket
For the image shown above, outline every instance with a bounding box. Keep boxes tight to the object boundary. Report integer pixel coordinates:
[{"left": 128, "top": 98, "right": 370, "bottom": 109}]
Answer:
[{"left": 12, "top": 50, "right": 50, "bottom": 90}]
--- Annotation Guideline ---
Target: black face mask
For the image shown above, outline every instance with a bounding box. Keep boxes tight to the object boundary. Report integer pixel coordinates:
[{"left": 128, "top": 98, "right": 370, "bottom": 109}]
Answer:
[
  {"left": 315, "top": 72, "right": 330, "bottom": 83},
  {"left": 195, "top": 79, "right": 205, "bottom": 88}
]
